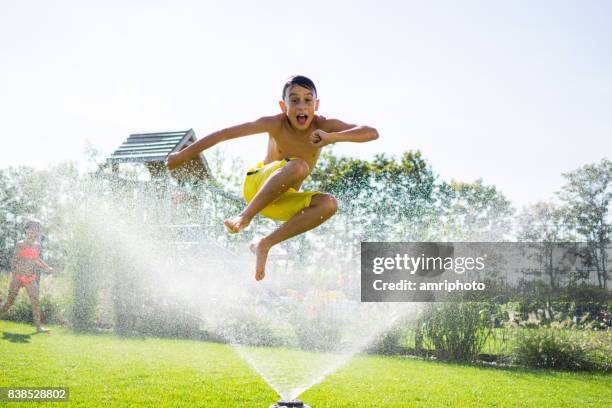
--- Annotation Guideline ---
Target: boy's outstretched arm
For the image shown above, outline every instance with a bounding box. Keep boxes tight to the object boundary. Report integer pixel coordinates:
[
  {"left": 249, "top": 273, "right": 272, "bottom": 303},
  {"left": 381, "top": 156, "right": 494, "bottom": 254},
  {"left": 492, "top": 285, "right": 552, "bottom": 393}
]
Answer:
[
  {"left": 311, "top": 118, "right": 379, "bottom": 147},
  {"left": 167, "top": 116, "right": 276, "bottom": 170}
]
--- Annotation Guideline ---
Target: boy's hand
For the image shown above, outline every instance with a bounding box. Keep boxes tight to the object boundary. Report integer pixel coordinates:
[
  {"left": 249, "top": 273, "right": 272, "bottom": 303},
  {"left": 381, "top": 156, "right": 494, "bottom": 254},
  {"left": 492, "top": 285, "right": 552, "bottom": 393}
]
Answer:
[
  {"left": 310, "top": 129, "right": 335, "bottom": 147},
  {"left": 166, "top": 152, "right": 183, "bottom": 170}
]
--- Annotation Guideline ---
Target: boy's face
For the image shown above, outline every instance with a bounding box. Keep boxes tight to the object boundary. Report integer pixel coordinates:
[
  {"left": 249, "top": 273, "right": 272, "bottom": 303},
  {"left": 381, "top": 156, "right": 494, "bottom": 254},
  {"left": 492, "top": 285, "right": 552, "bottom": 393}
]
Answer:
[{"left": 279, "top": 85, "right": 319, "bottom": 130}]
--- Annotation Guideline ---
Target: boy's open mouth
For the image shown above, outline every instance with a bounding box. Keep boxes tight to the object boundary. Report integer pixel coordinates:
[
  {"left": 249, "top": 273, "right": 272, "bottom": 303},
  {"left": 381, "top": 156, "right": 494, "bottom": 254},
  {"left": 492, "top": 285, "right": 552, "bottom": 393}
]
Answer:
[{"left": 296, "top": 114, "right": 308, "bottom": 125}]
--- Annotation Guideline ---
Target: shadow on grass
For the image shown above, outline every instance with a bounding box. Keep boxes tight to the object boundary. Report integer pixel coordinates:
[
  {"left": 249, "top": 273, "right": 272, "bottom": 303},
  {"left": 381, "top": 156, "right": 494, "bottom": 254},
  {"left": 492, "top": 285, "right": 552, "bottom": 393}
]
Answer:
[
  {"left": 68, "top": 327, "right": 224, "bottom": 344},
  {"left": 2, "top": 331, "right": 32, "bottom": 343}
]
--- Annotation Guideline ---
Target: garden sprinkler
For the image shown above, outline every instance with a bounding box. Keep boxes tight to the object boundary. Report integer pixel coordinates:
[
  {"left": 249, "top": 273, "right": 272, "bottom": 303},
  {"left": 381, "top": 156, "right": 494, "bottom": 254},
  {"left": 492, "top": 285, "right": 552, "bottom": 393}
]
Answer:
[{"left": 269, "top": 399, "right": 311, "bottom": 408}]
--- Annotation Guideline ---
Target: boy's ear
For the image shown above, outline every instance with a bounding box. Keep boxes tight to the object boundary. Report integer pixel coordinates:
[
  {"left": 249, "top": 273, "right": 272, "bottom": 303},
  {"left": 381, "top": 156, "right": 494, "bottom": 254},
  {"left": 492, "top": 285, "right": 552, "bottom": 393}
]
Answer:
[
  {"left": 279, "top": 100, "right": 287, "bottom": 113},
  {"left": 315, "top": 99, "right": 320, "bottom": 111}
]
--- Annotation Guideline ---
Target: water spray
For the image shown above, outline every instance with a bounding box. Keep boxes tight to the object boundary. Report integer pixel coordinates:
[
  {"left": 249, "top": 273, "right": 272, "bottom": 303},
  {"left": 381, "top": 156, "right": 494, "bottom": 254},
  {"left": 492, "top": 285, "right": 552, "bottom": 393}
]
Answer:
[{"left": 56, "top": 135, "right": 425, "bottom": 403}]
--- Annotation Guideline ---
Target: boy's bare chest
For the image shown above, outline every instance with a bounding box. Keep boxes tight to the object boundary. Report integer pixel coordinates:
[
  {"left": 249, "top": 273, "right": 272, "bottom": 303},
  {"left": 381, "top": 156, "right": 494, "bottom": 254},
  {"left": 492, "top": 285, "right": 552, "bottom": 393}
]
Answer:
[{"left": 268, "top": 130, "right": 320, "bottom": 163}]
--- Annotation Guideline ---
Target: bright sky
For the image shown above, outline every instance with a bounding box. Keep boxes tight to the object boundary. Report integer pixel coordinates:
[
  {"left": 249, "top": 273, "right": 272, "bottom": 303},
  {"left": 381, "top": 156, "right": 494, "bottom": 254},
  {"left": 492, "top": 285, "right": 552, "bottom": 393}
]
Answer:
[{"left": 1, "top": 0, "right": 610, "bottom": 209}]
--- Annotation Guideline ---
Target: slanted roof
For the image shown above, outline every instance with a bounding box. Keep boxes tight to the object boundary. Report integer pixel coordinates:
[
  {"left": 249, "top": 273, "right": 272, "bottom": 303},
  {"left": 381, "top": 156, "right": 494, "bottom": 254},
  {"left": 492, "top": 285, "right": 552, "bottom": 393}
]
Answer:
[
  {"left": 107, "top": 129, "right": 211, "bottom": 179},
  {"left": 109, "top": 129, "right": 197, "bottom": 163}
]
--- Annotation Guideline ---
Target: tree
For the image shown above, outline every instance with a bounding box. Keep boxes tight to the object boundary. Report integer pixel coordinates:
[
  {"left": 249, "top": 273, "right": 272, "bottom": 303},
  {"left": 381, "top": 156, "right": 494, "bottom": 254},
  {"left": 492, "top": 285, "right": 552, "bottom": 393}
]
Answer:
[
  {"left": 0, "top": 166, "right": 52, "bottom": 270},
  {"left": 305, "top": 150, "right": 438, "bottom": 248},
  {"left": 557, "top": 158, "right": 611, "bottom": 288},
  {"left": 0, "top": 169, "right": 20, "bottom": 269},
  {"left": 516, "top": 202, "right": 578, "bottom": 288},
  {"left": 434, "top": 179, "right": 514, "bottom": 241}
]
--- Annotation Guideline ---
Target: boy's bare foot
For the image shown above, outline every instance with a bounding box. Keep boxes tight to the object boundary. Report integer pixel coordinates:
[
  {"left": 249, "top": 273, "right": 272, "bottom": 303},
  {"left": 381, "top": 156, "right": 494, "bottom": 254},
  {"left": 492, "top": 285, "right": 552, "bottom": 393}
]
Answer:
[
  {"left": 224, "top": 215, "right": 251, "bottom": 233},
  {"left": 249, "top": 238, "right": 271, "bottom": 281},
  {"left": 36, "top": 327, "right": 50, "bottom": 333}
]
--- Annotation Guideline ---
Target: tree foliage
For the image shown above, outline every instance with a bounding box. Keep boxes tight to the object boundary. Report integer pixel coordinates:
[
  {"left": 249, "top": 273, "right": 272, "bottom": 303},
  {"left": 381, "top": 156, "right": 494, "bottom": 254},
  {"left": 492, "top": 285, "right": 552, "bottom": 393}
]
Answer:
[{"left": 558, "top": 158, "right": 611, "bottom": 288}]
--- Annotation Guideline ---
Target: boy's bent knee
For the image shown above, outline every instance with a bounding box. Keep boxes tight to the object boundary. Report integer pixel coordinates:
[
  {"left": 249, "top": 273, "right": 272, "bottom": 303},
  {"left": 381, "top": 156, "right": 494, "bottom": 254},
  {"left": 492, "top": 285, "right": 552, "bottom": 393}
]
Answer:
[
  {"left": 318, "top": 194, "right": 338, "bottom": 216},
  {"left": 286, "top": 159, "right": 310, "bottom": 178}
]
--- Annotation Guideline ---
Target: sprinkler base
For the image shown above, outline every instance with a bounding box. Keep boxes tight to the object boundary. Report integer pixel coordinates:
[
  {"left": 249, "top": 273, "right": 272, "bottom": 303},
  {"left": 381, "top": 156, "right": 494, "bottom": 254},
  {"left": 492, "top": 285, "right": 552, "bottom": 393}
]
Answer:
[{"left": 269, "top": 399, "right": 311, "bottom": 408}]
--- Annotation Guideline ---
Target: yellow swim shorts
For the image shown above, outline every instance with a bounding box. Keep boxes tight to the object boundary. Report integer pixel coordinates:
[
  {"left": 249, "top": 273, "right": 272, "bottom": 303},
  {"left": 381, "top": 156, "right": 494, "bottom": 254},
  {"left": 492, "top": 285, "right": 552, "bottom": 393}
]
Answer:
[{"left": 243, "top": 158, "right": 321, "bottom": 221}]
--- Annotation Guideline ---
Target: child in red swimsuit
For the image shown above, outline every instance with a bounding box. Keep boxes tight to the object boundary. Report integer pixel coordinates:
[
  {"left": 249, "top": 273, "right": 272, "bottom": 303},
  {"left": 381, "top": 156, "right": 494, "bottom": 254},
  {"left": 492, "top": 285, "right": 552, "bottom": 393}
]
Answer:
[{"left": 0, "top": 220, "right": 54, "bottom": 333}]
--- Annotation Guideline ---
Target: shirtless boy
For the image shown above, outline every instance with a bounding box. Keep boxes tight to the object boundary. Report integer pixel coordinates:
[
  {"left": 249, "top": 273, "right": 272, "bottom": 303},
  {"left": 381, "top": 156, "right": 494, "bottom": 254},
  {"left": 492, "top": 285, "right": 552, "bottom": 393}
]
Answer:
[{"left": 167, "top": 75, "right": 378, "bottom": 281}]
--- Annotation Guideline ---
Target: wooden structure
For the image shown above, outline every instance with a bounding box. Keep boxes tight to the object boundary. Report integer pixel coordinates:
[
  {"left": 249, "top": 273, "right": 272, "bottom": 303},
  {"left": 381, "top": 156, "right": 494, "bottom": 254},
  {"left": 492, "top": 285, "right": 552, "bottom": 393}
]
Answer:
[
  {"left": 101, "top": 128, "right": 283, "bottom": 270},
  {"left": 107, "top": 129, "right": 211, "bottom": 180}
]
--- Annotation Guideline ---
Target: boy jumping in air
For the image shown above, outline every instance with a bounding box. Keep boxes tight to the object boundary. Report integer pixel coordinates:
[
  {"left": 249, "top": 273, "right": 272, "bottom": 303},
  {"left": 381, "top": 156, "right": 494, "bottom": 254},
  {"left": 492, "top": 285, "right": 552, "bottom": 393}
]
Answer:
[{"left": 167, "top": 75, "right": 378, "bottom": 281}]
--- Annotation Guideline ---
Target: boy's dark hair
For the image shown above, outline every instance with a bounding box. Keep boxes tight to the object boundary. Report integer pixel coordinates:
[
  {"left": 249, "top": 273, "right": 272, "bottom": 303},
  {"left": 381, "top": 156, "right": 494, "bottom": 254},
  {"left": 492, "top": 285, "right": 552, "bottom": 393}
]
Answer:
[{"left": 282, "top": 75, "right": 317, "bottom": 99}]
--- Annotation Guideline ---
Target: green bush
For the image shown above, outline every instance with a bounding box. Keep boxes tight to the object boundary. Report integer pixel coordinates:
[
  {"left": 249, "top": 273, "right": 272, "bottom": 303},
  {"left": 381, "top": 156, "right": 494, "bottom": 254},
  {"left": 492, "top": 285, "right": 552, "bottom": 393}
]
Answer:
[
  {"left": 1, "top": 272, "right": 66, "bottom": 325},
  {"left": 562, "top": 286, "right": 611, "bottom": 304},
  {"left": 220, "top": 309, "right": 296, "bottom": 348},
  {"left": 64, "top": 219, "right": 101, "bottom": 332},
  {"left": 584, "top": 331, "right": 612, "bottom": 373},
  {"left": 1, "top": 290, "right": 63, "bottom": 325},
  {"left": 293, "top": 313, "right": 343, "bottom": 352},
  {"left": 123, "top": 299, "right": 205, "bottom": 339},
  {"left": 510, "top": 327, "right": 598, "bottom": 371},
  {"left": 422, "top": 302, "right": 493, "bottom": 362},
  {"left": 368, "top": 325, "right": 405, "bottom": 355}
]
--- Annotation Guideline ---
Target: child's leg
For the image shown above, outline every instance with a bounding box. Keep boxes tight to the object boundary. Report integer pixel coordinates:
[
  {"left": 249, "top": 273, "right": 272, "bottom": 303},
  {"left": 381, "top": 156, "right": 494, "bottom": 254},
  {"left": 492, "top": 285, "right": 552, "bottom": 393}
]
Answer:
[
  {"left": 0, "top": 278, "right": 20, "bottom": 319},
  {"left": 225, "top": 159, "right": 310, "bottom": 233},
  {"left": 250, "top": 193, "right": 338, "bottom": 280},
  {"left": 24, "top": 283, "right": 44, "bottom": 331}
]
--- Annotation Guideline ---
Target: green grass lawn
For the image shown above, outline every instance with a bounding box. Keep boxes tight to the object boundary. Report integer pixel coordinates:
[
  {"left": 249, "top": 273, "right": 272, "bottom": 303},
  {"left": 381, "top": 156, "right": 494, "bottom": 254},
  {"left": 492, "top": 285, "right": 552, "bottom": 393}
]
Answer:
[{"left": 1, "top": 321, "right": 610, "bottom": 407}]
